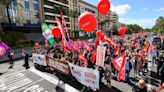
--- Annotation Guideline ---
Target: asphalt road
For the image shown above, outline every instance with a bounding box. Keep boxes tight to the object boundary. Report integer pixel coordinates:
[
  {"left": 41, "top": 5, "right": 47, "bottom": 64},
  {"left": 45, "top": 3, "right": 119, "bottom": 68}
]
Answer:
[{"left": 0, "top": 59, "right": 163, "bottom": 92}]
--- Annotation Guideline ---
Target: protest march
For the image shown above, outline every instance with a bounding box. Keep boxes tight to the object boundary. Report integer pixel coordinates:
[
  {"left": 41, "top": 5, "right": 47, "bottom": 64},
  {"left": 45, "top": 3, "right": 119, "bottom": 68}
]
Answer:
[{"left": 0, "top": 0, "right": 164, "bottom": 92}]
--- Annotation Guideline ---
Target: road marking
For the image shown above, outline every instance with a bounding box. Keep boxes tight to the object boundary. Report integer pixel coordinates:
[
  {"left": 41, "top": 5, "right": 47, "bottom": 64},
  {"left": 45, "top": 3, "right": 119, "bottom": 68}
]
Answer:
[
  {"left": 30, "top": 67, "right": 79, "bottom": 92},
  {"left": 12, "top": 79, "right": 44, "bottom": 92},
  {"left": 0, "top": 70, "right": 26, "bottom": 78}
]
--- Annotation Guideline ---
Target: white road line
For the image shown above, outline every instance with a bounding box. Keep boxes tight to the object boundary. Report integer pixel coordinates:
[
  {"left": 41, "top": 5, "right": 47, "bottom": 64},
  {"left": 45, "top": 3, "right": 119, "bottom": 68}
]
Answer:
[
  {"left": 0, "top": 70, "right": 26, "bottom": 78},
  {"left": 30, "top": 67, "right": 79, "bottom": 92},
  {"left": 12, "top": 79, "right": 44, "bottom": 92}
]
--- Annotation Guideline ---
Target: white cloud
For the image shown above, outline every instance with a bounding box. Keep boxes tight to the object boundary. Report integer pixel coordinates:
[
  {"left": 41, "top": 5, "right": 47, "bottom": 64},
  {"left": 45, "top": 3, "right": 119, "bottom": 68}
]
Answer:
[
  {"left": 119, "top": 17, "right": 156, "bottom": 28},
  {"left": 157, "top": 7, "right": 164, "bottom": 12},
  {"left": 156, "top": 8, "right": 164, "bottom": 16},
  {"left": 111, "top": 4, "right": 131, "bottom": 16},
  {"left": 142, "top": 8, "right": 149, "bottom": 11}
]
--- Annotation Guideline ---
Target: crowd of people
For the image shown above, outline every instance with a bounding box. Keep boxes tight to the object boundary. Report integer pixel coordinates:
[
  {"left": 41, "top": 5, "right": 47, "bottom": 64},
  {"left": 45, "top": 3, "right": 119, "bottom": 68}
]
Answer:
[
  {"left": 34, "top": 32, "right": 164, "bottom": 92},
  {"left": 2, "top": 32, "right": 164, "bottom": 92}
]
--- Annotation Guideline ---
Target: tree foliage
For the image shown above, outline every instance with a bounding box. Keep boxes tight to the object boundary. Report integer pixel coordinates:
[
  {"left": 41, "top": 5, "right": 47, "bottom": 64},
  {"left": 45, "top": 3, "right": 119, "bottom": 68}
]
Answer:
[
  {"left": 152, "top": 16, "right": 164, "bottom": 34},
  {"left": 1, "top": 32, "right": 26, "bottom": 47},
  {"left": 126, "top": 24, "right": 143, "bottom": 34}
]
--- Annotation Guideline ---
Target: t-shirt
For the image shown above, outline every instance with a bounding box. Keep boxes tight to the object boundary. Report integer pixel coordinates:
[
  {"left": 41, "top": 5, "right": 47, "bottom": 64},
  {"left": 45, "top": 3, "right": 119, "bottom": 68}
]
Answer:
[{"left": 133, "top": 85, "right": 147, "bottom": 92}]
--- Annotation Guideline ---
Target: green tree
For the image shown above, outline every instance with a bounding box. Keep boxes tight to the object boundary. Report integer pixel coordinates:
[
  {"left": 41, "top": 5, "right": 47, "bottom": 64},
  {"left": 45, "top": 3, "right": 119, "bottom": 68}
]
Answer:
[
  {"left": 152, "top": 16, "right": 164, "bottom": 35},
  {"left": 1, "top": 32, "right": 26, "bottom": 47},
  {"left": 0, "top": 0, "right": 22, "bottom": 29},
  {"left": 127, "top": 24, "right": 143, "bottom": 34}
]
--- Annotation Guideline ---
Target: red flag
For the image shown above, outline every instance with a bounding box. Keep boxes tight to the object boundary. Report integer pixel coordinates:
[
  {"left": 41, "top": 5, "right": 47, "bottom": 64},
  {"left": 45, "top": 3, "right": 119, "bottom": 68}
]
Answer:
[
  {"left": 117, "top": 54, "right": 126, "bottom": 81},
  {"left": 103, "top": 36, "right": 118, "bottom": 46},
  {"left": 118, "top": 63, "right": 126, "bottom": 81},
  {"left": 55, "top": 16, "right": 67, "bottom": 45},
  {"left": 114, "top": 46, "right": 120, "bottom": 55},
  {"left": 78, "top": 52, "right": 88, "bottom": 64},
  {"left": 61, "top": 11, "right": 70, "bottom": 40},
  {"left": 112, "top": 53, "right": 125, "bottom": 72},
  {"left": 63, "top": 44, "right": 70, "bottom": 53},
  {"left": 91, "top": 51, "right": 96, "bottom": 63}
]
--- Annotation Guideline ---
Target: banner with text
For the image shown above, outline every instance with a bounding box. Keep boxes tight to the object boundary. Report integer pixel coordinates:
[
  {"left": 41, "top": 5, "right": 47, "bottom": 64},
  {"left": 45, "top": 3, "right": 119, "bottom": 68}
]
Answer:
[
  {"left": 96, "top": 45, "right": 106, "bottom": 67},
  {"left": 68, "top": 63, "right": 100, "bottom": 89},
  {"left": 32, "top": 54, "right": 47, "bottom": 66}
]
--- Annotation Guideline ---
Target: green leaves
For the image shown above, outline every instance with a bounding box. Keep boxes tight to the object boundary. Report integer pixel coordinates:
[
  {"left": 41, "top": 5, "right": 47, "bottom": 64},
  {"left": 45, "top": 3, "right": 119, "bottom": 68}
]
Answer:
[
  {"left": 152, "top": 16, "right": 164, "bottom": 34},
  {"left": 127, "top": 24, "right": 143, "bottom": 34}
]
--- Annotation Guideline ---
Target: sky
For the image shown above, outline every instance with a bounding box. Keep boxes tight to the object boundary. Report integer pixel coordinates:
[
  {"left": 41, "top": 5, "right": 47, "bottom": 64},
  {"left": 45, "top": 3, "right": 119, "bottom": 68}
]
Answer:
[{"left": 84, "top": 0, "right": 164, "bottom": 29}]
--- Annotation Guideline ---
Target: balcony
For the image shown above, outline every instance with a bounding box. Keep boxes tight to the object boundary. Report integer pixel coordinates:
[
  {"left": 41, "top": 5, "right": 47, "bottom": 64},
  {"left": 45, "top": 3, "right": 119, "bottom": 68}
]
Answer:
[
  {"left": 47, "top": 0, "right": 69, "bottom": 7},
  {"left": 44, "top": 12, "right": 69, "bottom": 18},
  {"left": 44, "top": 5, "right": 53, "bottom": 9}
]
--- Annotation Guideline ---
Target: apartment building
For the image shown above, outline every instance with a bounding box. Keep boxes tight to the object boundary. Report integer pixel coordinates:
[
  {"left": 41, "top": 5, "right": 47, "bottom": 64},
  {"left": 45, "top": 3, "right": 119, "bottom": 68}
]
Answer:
[
  {"left": 0, "top": 0, "right": 44, "bottom": 41},
  {"left": 42, "top": 0, "right": 71, "bottom": 35}
]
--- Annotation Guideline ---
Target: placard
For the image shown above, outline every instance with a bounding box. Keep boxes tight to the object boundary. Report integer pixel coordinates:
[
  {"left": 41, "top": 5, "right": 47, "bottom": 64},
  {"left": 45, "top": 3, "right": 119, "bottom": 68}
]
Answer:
[{"left": 69, "top": 63, "right": 99, "bottom": 89}]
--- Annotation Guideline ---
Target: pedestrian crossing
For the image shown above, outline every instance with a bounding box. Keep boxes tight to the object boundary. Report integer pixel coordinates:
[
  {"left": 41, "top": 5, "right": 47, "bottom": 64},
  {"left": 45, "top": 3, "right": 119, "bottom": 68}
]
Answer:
[{"left": 0, "top": 67, "right": 79, "bottom": 92}]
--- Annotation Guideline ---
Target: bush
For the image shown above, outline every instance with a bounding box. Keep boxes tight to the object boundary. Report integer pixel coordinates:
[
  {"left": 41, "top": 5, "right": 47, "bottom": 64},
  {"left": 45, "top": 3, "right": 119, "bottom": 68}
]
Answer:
[{"left": 1, "top": 32, "right": 27, "bottom": 48}]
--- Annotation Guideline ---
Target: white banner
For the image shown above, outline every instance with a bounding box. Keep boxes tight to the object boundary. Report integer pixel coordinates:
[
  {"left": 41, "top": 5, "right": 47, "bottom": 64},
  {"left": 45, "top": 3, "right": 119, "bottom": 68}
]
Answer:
[
  {"left": 96, "top": 45, "right": 106, "bottom": 67},
  {"left": 32, "top": 54, "right": 47, "bottom": 66},
  {"left": 68, "top": 63, "right": 99, "bottom": 89}
]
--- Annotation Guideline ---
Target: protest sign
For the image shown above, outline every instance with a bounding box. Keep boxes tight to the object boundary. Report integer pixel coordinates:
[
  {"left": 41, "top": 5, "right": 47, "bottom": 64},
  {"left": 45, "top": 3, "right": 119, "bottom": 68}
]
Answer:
[
  {"left": 96, "top": 46, "right": 106, "bottom": 67},
  {"left": 69, "top": 63, "right": 99, "bottom": 89},
  {"left": 48, "top": 57, "right": 71, "bottom": 76},
  {"left": 32, "top": 53, "right": 47, "bottom": 66}
]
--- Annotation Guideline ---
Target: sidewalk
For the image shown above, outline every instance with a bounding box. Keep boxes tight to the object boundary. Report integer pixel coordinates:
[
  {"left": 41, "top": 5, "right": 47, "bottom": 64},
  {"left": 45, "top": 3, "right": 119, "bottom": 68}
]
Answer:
[{"left": 0, "top": 48, "right": 33, "bottom": 63}]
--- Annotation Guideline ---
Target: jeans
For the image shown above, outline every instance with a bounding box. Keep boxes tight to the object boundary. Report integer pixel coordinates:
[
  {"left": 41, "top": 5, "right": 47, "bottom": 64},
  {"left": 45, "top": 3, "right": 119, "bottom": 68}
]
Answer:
[
  {"left": 25, "top": 58, "right": 29, "bottom": 66},
  {"left": 126, "top": 70, "right": 130, "bottom": 81},
  {"left": 152, "top": 57, "right": 156, "bottom": 65}
]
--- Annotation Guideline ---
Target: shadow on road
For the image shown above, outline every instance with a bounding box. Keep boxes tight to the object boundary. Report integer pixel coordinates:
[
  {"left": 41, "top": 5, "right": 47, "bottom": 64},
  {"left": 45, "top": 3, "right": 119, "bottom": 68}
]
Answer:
[{"left": 149, "top": 71, "right": 160, "bottom": 80}]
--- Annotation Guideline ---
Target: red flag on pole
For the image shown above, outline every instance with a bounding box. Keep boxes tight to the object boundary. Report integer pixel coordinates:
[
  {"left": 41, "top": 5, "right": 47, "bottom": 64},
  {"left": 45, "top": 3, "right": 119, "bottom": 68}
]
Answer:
[
  {"left": 112, "top": 53, "right": 125, "bottom": 72},
  {"left": 118, "top": 63, "right": 126, "bottom": 81},
  {"left": 117, "top": 53, "right": 126, "bottom": 81},
  {"left": 61, "top": 11, "right": 70, "bottom": 40},
  {"left": 78, "top": 52, "right": 88, "bottom": 64},
  {"left": 55, "top": 16, "right": 67, "bottom": 45},
  {"left": 114, "top": 46, "right": 120, "bottom": 55}
]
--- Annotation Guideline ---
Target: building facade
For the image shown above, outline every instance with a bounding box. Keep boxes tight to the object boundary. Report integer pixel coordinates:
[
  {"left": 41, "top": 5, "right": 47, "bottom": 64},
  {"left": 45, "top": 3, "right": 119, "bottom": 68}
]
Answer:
[
  {"left": 0, "top": 0, "right": 44, "bottom": 41},
  {"left": 98, "top": 11, "right": 119, "bottom": 37},
  {"left": 0, "top": 0, "right": 120, "bottom": 39},
  {"left": 42, "top": 0, "right": 71, "bottom": 35},
  {"left": 0, "top": 0, "right": 41, "bottom": 27}
]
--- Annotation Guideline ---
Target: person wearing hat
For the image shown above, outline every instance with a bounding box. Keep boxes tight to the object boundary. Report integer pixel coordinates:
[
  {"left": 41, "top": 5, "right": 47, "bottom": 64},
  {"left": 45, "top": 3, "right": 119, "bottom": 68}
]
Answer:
[{"left": 133, "top": 79, "right": 147, "bottom": 92}]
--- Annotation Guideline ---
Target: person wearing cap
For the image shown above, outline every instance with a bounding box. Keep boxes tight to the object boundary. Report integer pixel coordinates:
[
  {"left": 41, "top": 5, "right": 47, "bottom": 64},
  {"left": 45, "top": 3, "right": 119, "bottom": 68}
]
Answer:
[{"left": 133, "top": 79, "right": 147, "bottom": 92}]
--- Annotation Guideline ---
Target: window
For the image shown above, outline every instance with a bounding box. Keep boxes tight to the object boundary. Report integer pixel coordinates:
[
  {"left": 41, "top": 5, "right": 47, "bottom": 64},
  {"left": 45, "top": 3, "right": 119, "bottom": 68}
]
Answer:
[
  {"left": 26, "top": 20, "right": 31, "bottom": 24},
  {"left": 24, "top": 1, "right": 29, "bottom": 9},
  {"left": 34, "top": 11, "right": 39, "bottom": 18},
  {"left": 33, "top": 3, "right": 39, "bottom": 10},
  {"left": 25, "top": 10, "right": 30, "bottom": 18},
  {"left": 12, "top": 0, "right": 17, "bottom": 7}
]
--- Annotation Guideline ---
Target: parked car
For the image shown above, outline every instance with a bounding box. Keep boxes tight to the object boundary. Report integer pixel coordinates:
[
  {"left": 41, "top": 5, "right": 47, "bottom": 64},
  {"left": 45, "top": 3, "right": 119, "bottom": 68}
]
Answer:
[{"left": 149, "top": 33, "right": 161, "bottom": 44}]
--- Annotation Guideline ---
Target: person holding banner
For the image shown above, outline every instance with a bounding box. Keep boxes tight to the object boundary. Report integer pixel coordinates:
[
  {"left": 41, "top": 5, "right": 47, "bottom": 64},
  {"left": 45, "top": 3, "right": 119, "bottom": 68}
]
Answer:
[{"left": 104, "top": 59, "right": 112, "bottom": 88}]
